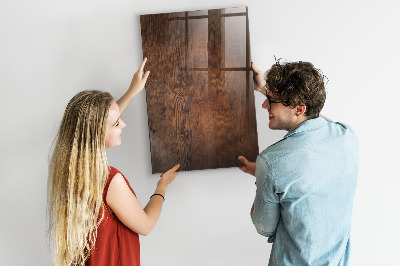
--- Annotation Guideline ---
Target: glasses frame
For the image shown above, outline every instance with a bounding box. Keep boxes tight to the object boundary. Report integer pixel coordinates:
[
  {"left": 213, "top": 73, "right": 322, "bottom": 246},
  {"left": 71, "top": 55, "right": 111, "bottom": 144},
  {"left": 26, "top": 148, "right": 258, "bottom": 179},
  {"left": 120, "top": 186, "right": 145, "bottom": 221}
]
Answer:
[
  {"left": 266, "top": 95, "right": 282, "bottom": 108},
  {"left": 261, "top": 85, "right": 282, "bottom": 108}
]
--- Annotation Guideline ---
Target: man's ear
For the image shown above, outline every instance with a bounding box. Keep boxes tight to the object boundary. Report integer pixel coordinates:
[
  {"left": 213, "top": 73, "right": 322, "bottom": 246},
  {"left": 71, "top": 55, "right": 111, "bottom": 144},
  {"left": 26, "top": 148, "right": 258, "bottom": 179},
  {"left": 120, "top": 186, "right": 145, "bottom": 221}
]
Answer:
[{"left": 295, "top": 105, "right": 307, "bottom": 117}]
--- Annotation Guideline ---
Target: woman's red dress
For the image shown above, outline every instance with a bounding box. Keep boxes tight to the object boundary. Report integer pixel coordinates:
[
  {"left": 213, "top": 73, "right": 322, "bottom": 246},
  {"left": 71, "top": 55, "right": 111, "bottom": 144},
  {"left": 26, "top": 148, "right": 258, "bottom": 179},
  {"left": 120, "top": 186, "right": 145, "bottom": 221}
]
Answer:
[{"left": 86, "top": 166, "right": 140, "bottom": 265}]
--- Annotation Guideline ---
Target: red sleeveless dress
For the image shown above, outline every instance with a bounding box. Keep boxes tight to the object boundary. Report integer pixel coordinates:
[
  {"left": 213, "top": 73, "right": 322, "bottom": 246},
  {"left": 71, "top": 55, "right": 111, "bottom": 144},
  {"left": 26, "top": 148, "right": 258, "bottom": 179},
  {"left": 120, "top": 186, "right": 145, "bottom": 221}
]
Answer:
[{"left": 86, "top": 166, "right": 140, "bottom": 266}]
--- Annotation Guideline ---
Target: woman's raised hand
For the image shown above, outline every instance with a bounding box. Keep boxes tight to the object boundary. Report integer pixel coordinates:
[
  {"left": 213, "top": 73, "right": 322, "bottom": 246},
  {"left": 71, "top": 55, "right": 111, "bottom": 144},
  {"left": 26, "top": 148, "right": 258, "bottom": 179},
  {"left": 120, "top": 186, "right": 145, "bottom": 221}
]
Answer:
[
  {"left": 117, "top": 58, "right": 151, "bottom": 114},
  {"left": 128, "top": 57, "right": 150, "bottom": 95}
]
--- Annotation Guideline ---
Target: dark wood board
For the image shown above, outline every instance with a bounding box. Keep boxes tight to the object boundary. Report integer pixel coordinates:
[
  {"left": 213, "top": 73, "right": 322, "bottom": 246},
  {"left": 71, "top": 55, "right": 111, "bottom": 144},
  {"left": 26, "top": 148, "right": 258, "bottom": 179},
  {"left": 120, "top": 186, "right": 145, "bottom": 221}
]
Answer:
[{"left": 140, "top": 6, "right": 259, "bottom": 173}]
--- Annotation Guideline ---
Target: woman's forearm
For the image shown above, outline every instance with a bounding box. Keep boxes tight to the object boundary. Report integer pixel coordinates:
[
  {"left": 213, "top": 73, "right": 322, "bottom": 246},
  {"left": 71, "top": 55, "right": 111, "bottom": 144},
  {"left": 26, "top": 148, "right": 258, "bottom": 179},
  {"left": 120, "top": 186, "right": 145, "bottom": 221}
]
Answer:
[
  {"left": 141, "top": 185, "right": 167, "bottom": 234},
  {"left": 117, "top": 89, "right": 138, "bottom": 115}
]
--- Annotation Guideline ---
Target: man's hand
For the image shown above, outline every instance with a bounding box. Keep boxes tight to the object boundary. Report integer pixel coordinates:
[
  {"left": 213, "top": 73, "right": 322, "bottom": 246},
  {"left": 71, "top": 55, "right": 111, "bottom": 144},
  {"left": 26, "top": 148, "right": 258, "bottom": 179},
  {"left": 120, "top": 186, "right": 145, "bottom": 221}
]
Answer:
[
  {"left": 251, "top": 62, "right": 267, "bottom": 96},
  {"left": 238, "top": 156, "right": 256, "bottom": 176}
]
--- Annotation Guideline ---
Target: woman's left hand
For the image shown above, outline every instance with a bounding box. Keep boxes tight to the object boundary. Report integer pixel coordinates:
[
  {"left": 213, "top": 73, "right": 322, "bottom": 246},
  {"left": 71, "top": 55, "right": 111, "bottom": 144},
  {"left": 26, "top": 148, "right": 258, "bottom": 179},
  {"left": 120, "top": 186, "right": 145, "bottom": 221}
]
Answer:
[{"left": 128, "top": 57, "right": 150, "bottom": 95}]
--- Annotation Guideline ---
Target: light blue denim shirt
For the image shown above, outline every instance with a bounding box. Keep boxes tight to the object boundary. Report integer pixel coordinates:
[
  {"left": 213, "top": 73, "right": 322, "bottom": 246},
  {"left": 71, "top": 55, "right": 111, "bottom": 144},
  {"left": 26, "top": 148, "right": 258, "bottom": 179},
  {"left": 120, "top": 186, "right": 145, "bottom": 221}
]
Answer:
[{"left": 252, "top": 117, "right": 358, "bottom": 266}]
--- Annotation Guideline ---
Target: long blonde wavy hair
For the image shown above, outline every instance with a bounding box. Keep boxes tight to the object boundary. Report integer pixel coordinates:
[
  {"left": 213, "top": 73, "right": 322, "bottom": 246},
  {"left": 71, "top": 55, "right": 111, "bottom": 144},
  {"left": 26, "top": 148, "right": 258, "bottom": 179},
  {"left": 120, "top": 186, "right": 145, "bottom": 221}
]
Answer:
[{"left": 48, "top": 90, "right": 113, "bottom": 265}]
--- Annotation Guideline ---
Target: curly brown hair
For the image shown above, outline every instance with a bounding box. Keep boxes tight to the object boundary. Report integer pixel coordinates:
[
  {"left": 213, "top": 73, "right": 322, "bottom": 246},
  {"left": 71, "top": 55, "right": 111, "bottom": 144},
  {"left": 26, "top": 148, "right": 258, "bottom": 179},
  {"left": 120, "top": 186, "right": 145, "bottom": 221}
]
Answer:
[{"left": 266, "top": 60, "right": 327, "bottom": 118}]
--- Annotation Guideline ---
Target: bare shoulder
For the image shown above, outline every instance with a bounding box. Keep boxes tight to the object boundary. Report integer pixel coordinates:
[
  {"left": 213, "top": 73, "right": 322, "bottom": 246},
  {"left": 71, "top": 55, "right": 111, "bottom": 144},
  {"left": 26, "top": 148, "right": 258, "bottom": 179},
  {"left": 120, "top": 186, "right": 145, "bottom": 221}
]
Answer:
[
  {"left": 108, "top": 173, "right": 131, "bottom": 196},
  {"left": 109, "top": 172, "right": 126, "bottom": 187},
  {"left": 105, "top": 172, "right": 145, "bottom": 233}
]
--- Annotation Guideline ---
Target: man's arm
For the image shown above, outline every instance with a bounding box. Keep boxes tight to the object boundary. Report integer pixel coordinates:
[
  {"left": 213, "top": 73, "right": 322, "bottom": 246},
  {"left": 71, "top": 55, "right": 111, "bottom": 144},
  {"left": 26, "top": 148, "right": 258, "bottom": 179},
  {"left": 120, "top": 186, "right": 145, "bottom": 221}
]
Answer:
[
  {"left": 251, "top": 62, "right": 267, "bottom": 96},
  {"left": 251, "top": 156, "right": 280, "bottom": 241},
  {"left": 251, "top": 193, "right": 280, "bottom": 239}
]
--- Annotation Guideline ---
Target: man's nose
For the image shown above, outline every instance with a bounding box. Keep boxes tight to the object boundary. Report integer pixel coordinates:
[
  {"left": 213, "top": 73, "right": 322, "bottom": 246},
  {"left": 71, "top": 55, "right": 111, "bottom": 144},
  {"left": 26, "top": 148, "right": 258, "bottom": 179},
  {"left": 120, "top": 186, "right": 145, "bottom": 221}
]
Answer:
[{"left": 262, "top": 99, "right": 270, "bottom": 109}]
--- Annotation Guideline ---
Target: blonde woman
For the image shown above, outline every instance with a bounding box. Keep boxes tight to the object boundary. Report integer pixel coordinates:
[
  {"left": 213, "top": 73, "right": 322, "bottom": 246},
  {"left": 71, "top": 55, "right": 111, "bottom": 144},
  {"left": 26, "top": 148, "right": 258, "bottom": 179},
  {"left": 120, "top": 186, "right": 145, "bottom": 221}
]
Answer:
[{"left": 48, "top": 58, "right": 180, "bottom": 266}]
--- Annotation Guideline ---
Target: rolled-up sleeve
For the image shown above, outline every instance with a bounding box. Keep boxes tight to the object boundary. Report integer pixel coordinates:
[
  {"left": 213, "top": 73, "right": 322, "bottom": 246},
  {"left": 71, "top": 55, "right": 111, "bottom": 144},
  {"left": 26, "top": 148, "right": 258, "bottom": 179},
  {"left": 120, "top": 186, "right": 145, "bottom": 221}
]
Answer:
[{"left": 251, "top": 155, "right": 280, "bottom": 242}]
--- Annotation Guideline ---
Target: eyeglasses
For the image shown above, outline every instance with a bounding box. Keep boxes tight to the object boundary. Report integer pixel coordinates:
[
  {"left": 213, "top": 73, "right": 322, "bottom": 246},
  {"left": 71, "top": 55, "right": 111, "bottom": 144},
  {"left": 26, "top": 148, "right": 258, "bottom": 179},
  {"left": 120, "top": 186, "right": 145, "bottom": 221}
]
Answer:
[
  {"left": 261, "top": 84, "right": 282, "bottom": 108},
  {"left": 266, "top": 94, "right": 282, "bottom": 108}
]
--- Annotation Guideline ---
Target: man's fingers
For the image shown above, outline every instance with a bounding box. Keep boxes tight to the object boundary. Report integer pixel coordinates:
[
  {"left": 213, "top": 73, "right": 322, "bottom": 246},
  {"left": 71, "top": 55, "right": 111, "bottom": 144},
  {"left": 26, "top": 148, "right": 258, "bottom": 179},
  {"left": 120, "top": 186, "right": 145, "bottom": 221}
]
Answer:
[
  {"left": 251, "top": 62, "right": 260, "bottom": 74},
  {"left": 238, "top": 166, "right": 249, "bottom": 174},
  {"left": 238, "top": 156, "right": 249, "bottom": 165}
]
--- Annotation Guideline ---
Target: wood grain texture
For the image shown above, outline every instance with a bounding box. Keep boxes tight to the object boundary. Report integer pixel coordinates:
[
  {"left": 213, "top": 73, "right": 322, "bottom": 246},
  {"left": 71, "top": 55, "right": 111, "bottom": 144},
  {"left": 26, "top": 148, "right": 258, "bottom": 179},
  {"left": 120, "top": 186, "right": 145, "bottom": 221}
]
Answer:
[{"left": 140, "top": 7, "right": 259, "bottom": 173}]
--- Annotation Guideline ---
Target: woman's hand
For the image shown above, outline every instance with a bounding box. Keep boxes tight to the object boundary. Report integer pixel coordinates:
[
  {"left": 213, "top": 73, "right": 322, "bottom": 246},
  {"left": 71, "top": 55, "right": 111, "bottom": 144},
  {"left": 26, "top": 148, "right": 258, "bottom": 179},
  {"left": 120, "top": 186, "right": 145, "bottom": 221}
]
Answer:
[
  {"left": 128, "top": 57, "right": 150, "bottom": 95},
  {"left": 117, "top": 58, "right": 150, "bottom": 114},
  {"left": 157, "top": 164, "right": 180, "bottom": 189},
  {"left": 238, "top": 156, "right": 256, "bottom": 176},
  {"left": 251, "top": 62, "right": 267, "bottom": 96}
]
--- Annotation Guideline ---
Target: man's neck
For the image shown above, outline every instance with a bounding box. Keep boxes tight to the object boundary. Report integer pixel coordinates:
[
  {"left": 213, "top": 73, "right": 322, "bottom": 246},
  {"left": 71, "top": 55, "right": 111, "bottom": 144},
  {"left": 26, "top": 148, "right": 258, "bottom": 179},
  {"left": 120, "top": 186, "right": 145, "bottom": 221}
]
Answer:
[{"left": 288, "top": 116, "right": 310, "bottom": 132}]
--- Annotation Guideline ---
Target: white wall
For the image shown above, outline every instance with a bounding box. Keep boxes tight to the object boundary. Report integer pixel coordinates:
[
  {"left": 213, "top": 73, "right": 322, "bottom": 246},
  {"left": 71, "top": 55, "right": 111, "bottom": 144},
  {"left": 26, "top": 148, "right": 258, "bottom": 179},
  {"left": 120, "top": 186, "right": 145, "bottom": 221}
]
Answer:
[{"left": 1, "top": 0, "right": 399, "bottom": 265}]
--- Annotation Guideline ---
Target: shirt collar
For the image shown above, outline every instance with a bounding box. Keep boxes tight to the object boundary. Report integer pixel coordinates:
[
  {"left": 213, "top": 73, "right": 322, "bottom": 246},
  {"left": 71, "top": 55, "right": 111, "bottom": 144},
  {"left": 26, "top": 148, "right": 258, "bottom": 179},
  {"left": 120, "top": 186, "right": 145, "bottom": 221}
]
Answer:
[{"left": 284, "top": 117, "right": 328, "bottom": 139}]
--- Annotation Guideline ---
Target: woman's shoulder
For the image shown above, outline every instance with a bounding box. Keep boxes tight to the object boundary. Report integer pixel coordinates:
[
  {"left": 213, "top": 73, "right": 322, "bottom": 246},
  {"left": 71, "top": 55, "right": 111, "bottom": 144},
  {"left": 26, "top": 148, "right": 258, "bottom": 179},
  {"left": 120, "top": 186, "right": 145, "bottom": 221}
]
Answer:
[
  {"left": 109, "top": 166, "right": 120, "bottom": 176},
  {"left": 106, "top": 167, "right": 136, "bottom": 196},
  {"left": 108, "top": 167, "right": 128, "bottom": 184},
  {"left": 104, "top": 166, "right": 122, "bottom": 199}
]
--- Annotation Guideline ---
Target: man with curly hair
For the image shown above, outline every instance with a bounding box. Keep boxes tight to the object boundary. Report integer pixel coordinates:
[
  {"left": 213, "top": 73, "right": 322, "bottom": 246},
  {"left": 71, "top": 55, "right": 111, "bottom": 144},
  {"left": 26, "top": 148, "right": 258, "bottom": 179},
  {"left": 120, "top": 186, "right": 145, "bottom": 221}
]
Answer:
[{"left": 239, "top": 61, "right": 359, "bottom": 266}]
